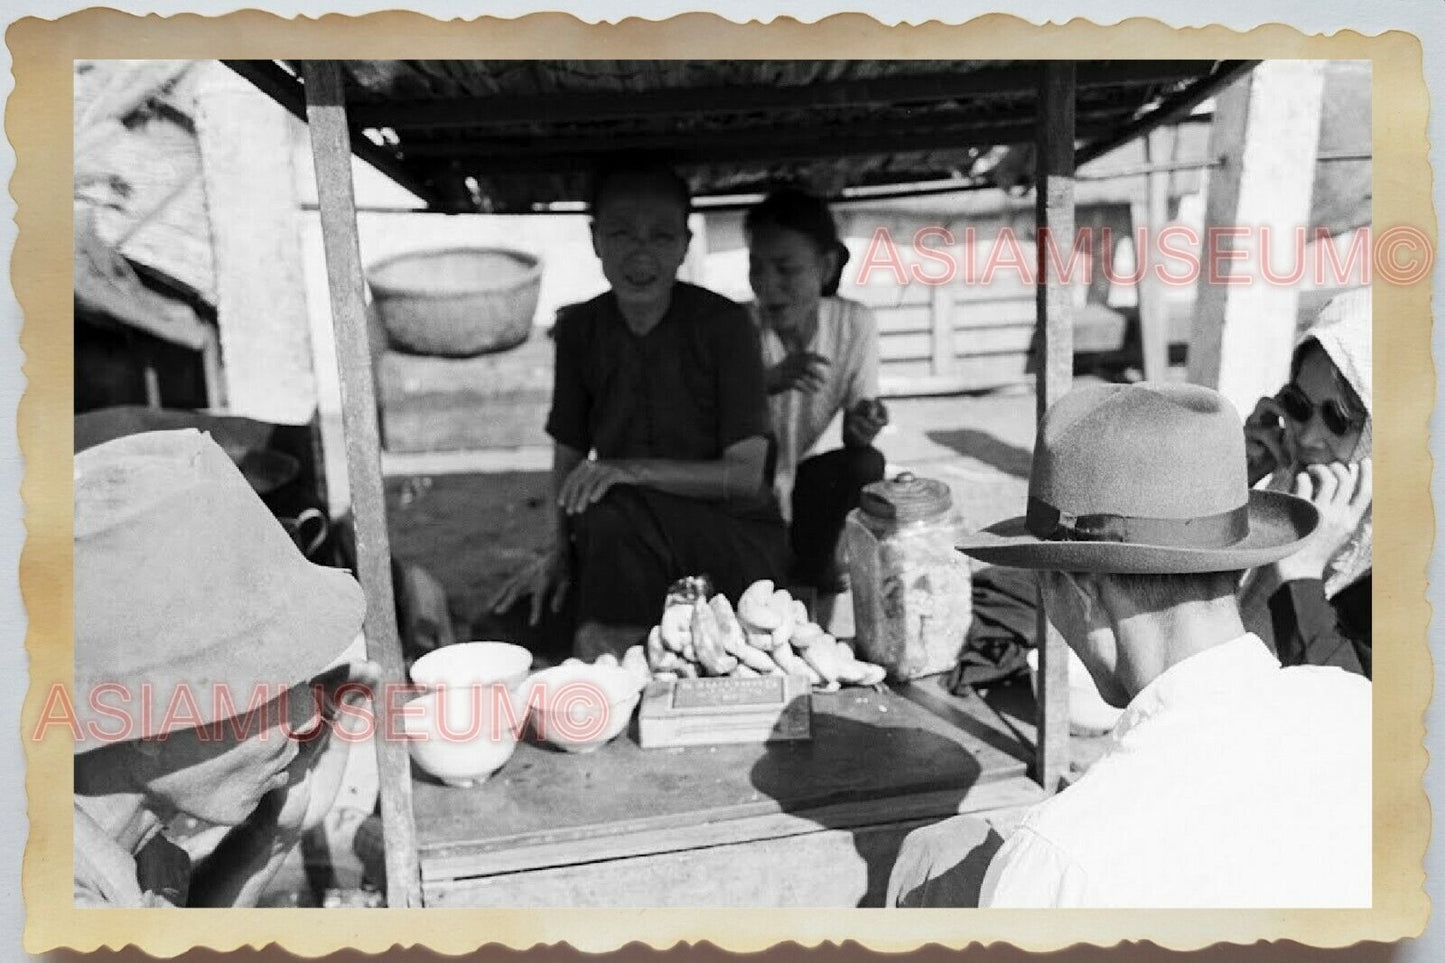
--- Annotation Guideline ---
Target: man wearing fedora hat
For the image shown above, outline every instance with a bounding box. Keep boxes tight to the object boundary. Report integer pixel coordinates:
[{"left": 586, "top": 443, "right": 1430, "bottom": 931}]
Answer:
[
  {"left": 889, "top": 382, "right": 1370, "bottom": 908},
  {"left": 72, "top": 429, "right": 381, "bottom": 907}
]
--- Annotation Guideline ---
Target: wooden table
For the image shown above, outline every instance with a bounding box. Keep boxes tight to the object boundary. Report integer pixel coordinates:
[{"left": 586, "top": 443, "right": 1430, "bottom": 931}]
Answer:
[{"left": 412, "top": 683, "right": 1044, "bottom": 907}]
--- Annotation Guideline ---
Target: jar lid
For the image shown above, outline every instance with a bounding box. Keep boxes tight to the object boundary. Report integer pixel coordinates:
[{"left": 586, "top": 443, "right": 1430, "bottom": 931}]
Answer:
[{"left": 858, "top": 472, "right": 953, "bottom": 523}]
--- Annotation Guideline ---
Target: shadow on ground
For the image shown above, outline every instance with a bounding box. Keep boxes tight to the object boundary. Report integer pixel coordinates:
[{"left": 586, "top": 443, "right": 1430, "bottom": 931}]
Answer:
[
  {"left": 923, "top": 428, "right": 1034, "bottom": 478},
  {"left": 386, "top": 469, "right": 575, "bottom": 666}
]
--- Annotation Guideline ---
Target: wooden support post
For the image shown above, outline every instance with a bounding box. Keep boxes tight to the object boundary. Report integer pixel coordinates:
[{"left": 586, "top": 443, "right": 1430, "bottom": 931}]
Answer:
[
  {"left": 1138, "top": 126, "right": 1173, "bottom": 382},
  {"left": 1033, "top": 62, "right": 1075, "bottom": 793},
  {"left": 199, "top": 331, "right": 225, "bottom": 409},
  {"left": 301, "top": 60, "right": 421, "bottom": 909},
  {"left": 1187, "top": 62, "right": 1325, "bottom": 414}
]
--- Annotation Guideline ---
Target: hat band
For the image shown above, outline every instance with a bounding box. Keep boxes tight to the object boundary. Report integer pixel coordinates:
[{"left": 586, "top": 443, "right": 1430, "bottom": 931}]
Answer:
[{"left": 1026, "top": 496, "right": 1250, "bottom": 548}]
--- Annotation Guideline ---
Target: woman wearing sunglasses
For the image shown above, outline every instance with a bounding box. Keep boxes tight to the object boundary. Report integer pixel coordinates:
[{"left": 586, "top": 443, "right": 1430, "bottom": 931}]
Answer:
[{"left": 1241, "top": 288, "right": 1372, "bottom": 677}]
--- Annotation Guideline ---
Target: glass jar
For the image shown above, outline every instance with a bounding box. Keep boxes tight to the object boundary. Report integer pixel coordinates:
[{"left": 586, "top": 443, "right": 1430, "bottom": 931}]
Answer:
[{"left": 845, "top": 472, "right": 973, "bottom": 681}]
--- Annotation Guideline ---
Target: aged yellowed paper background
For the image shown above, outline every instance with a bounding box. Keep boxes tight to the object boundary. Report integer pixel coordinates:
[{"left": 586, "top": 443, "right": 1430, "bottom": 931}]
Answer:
[{"left": 14, "top": 9, "right": 1432, "bottom": 954}]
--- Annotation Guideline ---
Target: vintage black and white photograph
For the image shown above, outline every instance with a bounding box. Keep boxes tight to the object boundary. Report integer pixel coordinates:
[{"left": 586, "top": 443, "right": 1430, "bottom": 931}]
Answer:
[{"left": 65, "top": 54, "right": 1380, "bottom": 916}]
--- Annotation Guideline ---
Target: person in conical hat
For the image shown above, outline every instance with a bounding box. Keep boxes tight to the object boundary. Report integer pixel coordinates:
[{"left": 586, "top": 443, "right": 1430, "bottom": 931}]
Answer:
[
  {"left": 1241, "top": 287, "right": 1372, "bottom": 675},
  {"left": 71, "top": 428, "right": 380, "bottom": 907},
  {"left": 889, "top": 382, "right": 1369, "bottom": 909}
]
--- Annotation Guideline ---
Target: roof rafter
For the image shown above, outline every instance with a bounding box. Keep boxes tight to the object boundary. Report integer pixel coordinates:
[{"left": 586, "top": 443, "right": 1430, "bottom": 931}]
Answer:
[
  {"left": 348, "top": 61, "right": 1216, "bottom": 131},
  {"left": 1074, "top": 60, "right": 1259, "bottom": 167},
  {"left": 437, "top": 116, "right": 1128, "bottom": 178},
  {"left": 398, "top": 103, "right": 1136, "bottom": 163}
]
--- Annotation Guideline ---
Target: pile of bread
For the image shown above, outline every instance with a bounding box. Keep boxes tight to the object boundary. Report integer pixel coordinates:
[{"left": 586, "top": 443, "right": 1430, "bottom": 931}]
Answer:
[{"left": 641, "top": 577, "right": 887, "bottom": 689}]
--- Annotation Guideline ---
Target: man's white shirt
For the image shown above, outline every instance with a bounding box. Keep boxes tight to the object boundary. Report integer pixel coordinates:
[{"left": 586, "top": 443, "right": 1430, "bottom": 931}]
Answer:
[{"left": 980, "top": 634, "right": 1371, "bottom": 908}]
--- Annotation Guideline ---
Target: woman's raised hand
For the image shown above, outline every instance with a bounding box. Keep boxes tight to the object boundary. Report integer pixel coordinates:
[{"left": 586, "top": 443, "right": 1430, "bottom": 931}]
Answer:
[
  {"left": 1273, "top": 458, "right": 1372, "bottom": 583},
  {"left": 844, "top": 398, "right": 889, "bottom": 448},
  {"left": 766, "top": 351, "right": 830, "bottom": 395},
  {"left": 1243, "top": 395, "right": 1290, "bottom": 486}
]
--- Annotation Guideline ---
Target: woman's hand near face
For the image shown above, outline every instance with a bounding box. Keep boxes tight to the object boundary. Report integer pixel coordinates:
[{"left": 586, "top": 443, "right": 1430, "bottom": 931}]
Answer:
[
  {"left": 843, "top": 398, "right": 889, "bottom": 448},
  {"left": 766, "top": 351, "right": 830, "bottom": 395},
  {"left": 1273, "top": 458, "right": 1372, "bottom": 583},
  {"left": 1243, "top": 395, "right": 1290, "bottom": 486}
]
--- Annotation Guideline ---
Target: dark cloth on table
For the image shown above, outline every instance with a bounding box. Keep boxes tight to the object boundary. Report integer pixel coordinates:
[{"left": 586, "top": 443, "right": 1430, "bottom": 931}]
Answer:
[
  {"left": 1246, "top": 573, "right": 1371, "bottom": 679},
  {"left": 572, "top": 486, "right": 789, "bottom": 628},
  {"left": 546, "top": 282, "right": 780, "bottom": 522},
  {"left": 789, "top": 445, "right": 885, "bottom": 590},
  {"left": 948, "top": 565, "right": 1037, "bottom": 692}
]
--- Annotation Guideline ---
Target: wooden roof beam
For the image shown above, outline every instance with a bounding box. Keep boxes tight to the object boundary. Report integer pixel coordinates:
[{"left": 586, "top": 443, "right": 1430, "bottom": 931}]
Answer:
[
  {"left": 221, "top": 60, "right": 455, "bottom": 212},
  {"left": 349, "top": 61, "right": 1217, "bottom": 131},
  {"left": 402, "top": 107, "right": 1134, "bottom": 170},
  {"left": 1074, "top": 60, "right": 1260, "bottom": 167}
]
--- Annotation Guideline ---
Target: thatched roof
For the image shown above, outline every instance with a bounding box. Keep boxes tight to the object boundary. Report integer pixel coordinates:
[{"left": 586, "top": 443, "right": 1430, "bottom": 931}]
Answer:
[
  {"left": 227, "top": 59, "right": 1254, "bottom": 214},
  {"left": 75, "top": 60, "right": 216, "bottom": 305}
]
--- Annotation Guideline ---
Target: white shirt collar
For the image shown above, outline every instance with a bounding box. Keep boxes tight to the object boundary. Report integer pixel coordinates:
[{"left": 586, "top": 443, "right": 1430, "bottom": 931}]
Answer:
[{"left": 1110, "top": 633, "right": 1280, "bottom": 744}]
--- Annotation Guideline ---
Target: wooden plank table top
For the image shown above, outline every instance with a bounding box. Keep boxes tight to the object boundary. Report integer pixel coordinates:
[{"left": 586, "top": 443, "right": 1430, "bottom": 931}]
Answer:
[{"left": 413, "top": 685, "right": 1032, "bottom": 882}]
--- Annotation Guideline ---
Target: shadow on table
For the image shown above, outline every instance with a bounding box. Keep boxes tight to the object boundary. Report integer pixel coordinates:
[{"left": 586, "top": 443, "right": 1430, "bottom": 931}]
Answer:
[
  {"left": 747, "top": 713, "right": 983, "bottom": 907},
  {"left": 924, "top": 428, "right": 1034, "bottom": 478},
  {"left": 886, "top": 813, "right": 1006, "bottom": 907}
]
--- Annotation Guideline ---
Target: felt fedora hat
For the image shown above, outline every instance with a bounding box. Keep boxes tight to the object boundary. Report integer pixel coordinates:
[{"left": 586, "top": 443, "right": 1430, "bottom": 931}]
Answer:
[
  {"left": 73, "top": 429, "right": 365, "bottom": 752},
  {"left": 955, "top": 383, "right": 1319, "bottom": 573}
]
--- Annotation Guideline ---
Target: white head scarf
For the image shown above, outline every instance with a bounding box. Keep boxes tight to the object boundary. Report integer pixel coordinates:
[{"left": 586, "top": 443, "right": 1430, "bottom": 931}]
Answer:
[{"left": 1284, "top": 288, "right": 1372, "bottom": 597}]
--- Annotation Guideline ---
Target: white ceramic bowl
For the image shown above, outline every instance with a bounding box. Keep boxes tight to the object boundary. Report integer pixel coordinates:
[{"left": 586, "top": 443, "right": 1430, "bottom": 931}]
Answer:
[
  {"left": 1027, "top": 647, "right": 1125, "bottom": 735},
  {"left": 410, "top": 641, "right": 533, "bottom": 692},
  {"left": 521, "top": 663, "right": 642, "bottom": 753},
  {"left": 403, "top": 689, "right": 520, "bottom": 788}
]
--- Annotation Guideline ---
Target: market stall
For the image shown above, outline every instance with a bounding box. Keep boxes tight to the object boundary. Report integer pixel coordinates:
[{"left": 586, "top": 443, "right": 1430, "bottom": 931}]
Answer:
[
  {"left": 413, "top": 682, "right": 1040, "bottom": 907},
  {"left": 229, "top": 56, "right": 1257, "bottom": 907}
]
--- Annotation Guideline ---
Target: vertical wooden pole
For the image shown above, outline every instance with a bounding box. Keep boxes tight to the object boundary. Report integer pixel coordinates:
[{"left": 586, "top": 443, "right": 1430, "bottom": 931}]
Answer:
[
  {"left": 1187, "top": 62, "right": 1325, "bottom": 414},
  {"left": 301, "top": 60, "right": 421, "bottom": 908},
  {"left": 1138, "top": 127, "right": 1172, "bottom": 382},
  {"left": 199, "top": 331, "right": 225, "bottom": 409},
  {"left": 1033, "top": 61, "right": 1075, "bottom": 792}
]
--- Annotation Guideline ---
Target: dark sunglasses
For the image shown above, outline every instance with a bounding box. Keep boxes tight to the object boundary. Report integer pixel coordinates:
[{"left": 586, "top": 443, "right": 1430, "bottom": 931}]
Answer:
[{"left": 1275, "top": 383, "right": 1364, "bottom": 436}]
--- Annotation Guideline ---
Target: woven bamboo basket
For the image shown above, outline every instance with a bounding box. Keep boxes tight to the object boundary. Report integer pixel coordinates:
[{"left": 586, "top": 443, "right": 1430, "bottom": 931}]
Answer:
[{"left": 366, "top": 247, "right": 542, "bottom": 357}]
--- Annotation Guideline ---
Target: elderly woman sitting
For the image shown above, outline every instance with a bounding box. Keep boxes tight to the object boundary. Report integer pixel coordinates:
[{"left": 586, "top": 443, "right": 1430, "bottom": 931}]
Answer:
[{"left": 71, "top": 429, "right": 378, "bottom": 906}]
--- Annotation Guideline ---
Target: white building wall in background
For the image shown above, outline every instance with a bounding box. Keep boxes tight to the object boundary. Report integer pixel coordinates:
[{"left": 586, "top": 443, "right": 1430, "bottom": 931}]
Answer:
[{"left": 193, "top": 60, "right": 317, "bottom": 425}]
